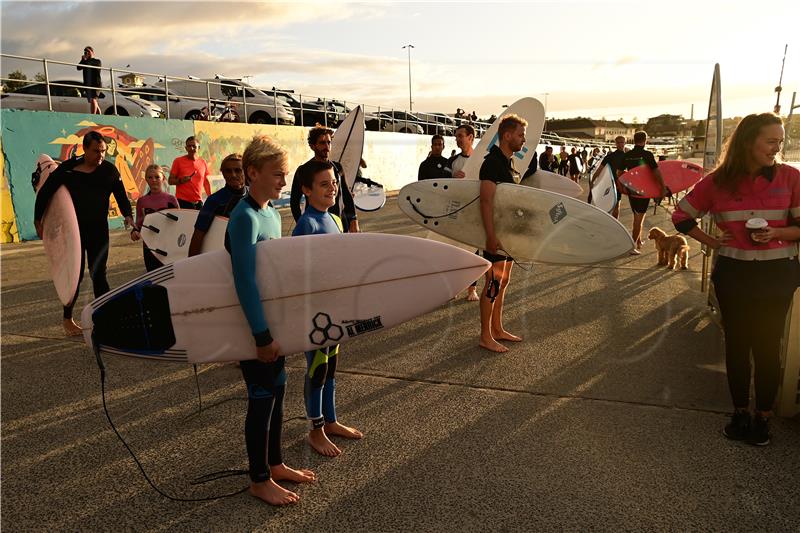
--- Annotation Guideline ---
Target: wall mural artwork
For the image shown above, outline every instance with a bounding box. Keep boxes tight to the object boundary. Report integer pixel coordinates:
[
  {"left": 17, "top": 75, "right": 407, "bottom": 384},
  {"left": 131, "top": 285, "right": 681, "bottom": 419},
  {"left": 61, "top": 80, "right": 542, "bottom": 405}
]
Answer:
[
  {"left": 1, "top": 110, "right": 192, "bottom": 240},
  {"left": 1, "top": 109, "right": 434, "bottom": 242}
]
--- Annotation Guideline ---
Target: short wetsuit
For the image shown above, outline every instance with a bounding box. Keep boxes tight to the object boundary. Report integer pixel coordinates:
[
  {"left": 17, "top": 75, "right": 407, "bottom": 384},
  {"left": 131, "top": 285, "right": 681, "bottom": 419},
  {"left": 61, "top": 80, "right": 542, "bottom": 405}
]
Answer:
[
  {"left": 618, "top": 145, "right": 659, "bottom": 213},
  {"left": 134, "top": 191, "right": 178, "bottom": 271},
  {"left": 226, "top": 195, "right": 285, "bottom": 483},
  {"left": 479, "top": 144, "right": 518, "bottom": 263},
  {"left": 292, "top": 205, "right": 344, "bottom": 428}
]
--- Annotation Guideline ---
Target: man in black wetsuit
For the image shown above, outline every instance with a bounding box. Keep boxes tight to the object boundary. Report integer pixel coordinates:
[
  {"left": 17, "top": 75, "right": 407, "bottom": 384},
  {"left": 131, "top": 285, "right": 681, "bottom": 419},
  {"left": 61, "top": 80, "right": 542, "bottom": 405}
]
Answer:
[
  {"left": 77, "top": 46, "right": 102, "bottom": 114},
  {"left": 34, "top": 131, "right": 133, "bottom": 336},
  {"left": 592, "top": 135, "right": 627, "bottom": 219},
  {"left": 418, "top": 135, "right": 450, "bottom": 180},
  {"left": 290, "top": 127, "right": 359, "bottom": 233},
  {"left": 478, "top": 114, "right": 527, "bottom": 353}
]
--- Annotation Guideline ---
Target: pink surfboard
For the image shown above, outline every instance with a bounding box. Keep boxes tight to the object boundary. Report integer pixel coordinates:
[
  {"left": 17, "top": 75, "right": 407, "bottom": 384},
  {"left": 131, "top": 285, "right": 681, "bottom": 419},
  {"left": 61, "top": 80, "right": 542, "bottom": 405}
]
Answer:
[
  {"left": 618, "top": 160, "right": 703, "bottom": 198},
  {"left": 34, "top": 155, "right": 82, "bottom": 306}
]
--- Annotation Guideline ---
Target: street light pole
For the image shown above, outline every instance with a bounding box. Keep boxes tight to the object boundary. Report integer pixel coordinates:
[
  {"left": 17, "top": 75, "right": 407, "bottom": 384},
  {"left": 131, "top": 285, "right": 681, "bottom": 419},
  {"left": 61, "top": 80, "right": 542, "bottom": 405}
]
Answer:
[{"left": 402, "top": 44, "right": 414, "bottom": 112}]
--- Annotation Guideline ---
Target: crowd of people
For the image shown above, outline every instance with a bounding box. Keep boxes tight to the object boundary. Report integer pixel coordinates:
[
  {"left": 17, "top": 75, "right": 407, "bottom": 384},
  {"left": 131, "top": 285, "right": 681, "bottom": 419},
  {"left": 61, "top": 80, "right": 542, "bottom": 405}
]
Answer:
[{"left": 32, "top": 110, "right": 799, "bottom": 506}]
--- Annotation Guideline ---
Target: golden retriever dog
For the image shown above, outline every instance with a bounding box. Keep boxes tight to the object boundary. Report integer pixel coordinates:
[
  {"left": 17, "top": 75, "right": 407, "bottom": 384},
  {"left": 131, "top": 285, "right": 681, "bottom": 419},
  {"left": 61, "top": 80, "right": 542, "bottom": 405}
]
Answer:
[{"left": 647, "top": 227, "right": 689, "bottom": 270}]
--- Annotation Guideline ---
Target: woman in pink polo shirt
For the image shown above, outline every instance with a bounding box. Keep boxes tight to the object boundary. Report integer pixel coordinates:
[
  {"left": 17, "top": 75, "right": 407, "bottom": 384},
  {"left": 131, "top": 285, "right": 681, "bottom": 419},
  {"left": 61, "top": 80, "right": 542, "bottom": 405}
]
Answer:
[{"left": 673, "top": 113, "right": 800, "bottom": 446}]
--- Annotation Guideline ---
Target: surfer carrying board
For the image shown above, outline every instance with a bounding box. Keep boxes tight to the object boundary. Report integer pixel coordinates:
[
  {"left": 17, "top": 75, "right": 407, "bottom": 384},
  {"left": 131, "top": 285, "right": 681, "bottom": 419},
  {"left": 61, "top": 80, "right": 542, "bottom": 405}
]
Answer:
[
  {"left": 592, "top": 136, "right": 627, "bottom": 219},
  {"left": 478, "top": 114, "right": 527, "bottom": 353},
  {"left": 617, "top": 131, "right": 666, "bottom": 253},
  {"left": 292, "top": 160, "right": 364, "bottom": 457},
  {"left": 672, "top": 113, "right": 800, "bottom": 446},
  {"left": 188, "top": 153, "right": 247, "bottom": 257},
  {"left": 130, "top": 164, "right": 178, "bottom": 271},
  {"left": 227, "top": 135, "right": 316, "bottom": 505},
  {"left": 34, "top": 131, "right": 133, "bottom": 336},
  {"left": 449, "top": 124, "right": 481, "bottom": 302},
  {"left": 291, "top": 127, "right": 359, "bottom": 233}
]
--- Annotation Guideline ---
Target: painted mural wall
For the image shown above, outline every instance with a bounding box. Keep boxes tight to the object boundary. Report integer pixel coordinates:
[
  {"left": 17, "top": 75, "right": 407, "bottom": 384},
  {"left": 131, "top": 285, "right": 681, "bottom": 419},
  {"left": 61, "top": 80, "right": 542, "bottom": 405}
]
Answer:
[{"left": 0, "top": 109, "right": 453, "bottom": 242}]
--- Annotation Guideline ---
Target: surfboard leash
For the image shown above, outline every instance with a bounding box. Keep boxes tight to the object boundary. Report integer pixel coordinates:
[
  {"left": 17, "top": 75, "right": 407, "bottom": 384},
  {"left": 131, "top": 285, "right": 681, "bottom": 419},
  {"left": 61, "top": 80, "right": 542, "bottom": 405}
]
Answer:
[
  {"left": 92, "top": 335, "right": 250, "bottom": 501},
  {"left": 404, "top": 195, "right": 533, "bottom": 273}
]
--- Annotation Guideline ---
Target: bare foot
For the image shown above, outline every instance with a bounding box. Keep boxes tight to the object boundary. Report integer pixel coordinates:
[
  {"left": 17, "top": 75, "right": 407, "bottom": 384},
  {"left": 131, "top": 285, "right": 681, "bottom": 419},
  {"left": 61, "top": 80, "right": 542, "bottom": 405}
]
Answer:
[
  {"left": 479, "top": 337, "right": 509, "bottom": 353},
  {"left": 308, "top": 428, "right": 341, "bottom": 457},
  {"left": 465, "top": 287, "right": 479, "bottom": 302},
  {"left": 629, "top": 249, "right": 641, "bottom": 256},
  {"left": 492, "top": 331, "right": 522, "bottom": 342},
  {"left": 63, "top": 318, "right": 82, "bottom": 337},
  {"left": 249, "top": 479, "right": 299, "bottom": 506},
  {"left": 324, "top": 421, "right": 363, "bottom": 439},
  {"left": 270, "top": 463, "right": 316, "bottom": 484}
]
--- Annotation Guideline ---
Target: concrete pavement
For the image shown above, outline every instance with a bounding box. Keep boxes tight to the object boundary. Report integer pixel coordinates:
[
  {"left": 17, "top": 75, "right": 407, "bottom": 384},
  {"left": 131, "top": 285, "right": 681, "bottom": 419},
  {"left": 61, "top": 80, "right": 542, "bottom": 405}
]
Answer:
[{"left": 2, "top": 195, "right": 798, "bottom": 531}]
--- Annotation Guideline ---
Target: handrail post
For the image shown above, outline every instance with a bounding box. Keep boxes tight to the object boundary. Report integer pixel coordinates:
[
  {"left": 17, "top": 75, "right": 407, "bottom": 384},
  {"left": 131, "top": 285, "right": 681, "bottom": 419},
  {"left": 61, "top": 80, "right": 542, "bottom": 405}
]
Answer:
[
  {"left": 43, "top": 58, "right": 52, "bottom": 111},
  {"left": 110, "top": 67, "right": 117, "bottom": 115},
  {"left": 163, "top": 76, "right": 170, "bottom": 119},
  {"left": 206, "top": 81, "right": 212, "bottom": 117},
  {"left": 273, "top": 88, "right": 278, "bottom": 125},
  {"left": 242, "top": 86, "right": 248, "bottom": 124},
  {"left": 323, "top": 98, "right": 328, "bottom": 128},
  {"left": 377, "top": 106, "right": 381, "bottom": 131},
  {"left": 299, "top": 94, "right": 304, "bottom": 127}
]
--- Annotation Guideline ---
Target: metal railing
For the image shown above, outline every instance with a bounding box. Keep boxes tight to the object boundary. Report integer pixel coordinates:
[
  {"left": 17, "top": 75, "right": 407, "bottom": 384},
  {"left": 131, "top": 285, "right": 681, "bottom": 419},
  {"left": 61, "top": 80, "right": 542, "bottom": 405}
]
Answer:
[{"left": 0, "top": 52, "right": 683, "bottom": 153}]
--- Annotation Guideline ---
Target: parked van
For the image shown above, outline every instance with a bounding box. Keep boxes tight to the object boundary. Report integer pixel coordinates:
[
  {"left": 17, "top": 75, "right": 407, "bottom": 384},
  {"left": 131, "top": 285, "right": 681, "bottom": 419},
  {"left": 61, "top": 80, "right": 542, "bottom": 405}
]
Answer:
[{"left": 157, "top": 77, "right": 295, "bottom": 125}]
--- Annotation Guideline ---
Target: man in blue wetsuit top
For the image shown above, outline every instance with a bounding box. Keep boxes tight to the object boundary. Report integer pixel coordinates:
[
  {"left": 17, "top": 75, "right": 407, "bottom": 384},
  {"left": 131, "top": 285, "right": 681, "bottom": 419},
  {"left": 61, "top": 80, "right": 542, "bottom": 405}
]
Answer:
[
  {"left": 226, "top": 135, "right": 316, "bottom": 506},
  {"left": 292, "top": 160, "right": 364, "bottom": 458},
  {"left": 188, "top": 153, "right": 247, "bottom": 257},
  {"left": 290, "top": 127, "right": 359, "bottom": 233}
]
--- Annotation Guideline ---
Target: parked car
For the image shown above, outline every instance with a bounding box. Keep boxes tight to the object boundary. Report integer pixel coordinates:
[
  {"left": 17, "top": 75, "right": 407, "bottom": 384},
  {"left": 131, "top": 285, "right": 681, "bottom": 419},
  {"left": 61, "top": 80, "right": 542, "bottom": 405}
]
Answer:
[
  {"left": 366, "top": 112, "right": 424, "bottom": 134},
  {"left": 1, "top": 80, "right": 164, "bottom": 118},
  {"left": 273, "top": 90, "right": 337, "bottom": 127},
  {"left": 120, "top": 85, "right": 206, "bottom": 121},
  {"left": 416, "top": 112, "right": 456, "bottom": 136},
  {"left": 157, "top": 77, "right": 294, "bottom": 125}
]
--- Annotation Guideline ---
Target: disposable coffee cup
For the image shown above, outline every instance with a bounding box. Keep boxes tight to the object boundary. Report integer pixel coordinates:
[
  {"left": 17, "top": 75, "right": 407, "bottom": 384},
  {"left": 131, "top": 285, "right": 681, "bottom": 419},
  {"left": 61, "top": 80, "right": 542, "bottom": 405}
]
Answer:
[{"left": 745, "top": 217, "right": 768, "bottom": 243}]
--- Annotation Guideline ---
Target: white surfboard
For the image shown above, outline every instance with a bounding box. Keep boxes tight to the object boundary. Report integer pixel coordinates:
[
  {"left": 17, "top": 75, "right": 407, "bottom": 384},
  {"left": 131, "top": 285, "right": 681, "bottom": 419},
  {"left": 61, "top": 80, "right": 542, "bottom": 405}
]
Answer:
[
  {"left": 778, "top": 285, "right": 800, "bottom": 418},
  {"left": 588, "top": 164, "right": 617, "bottom": 213},
  {"left": 353, "top": 181, "right": 386, "bottom": 212},
  {"left": 331, "top": 106, "right": 365, "bottom": 192},
  {"left": 462, "top": 98, "right": 546, "bottom": 181},
  {"left": 80, "top": 233, "right": 490, "bottom": 363},
  {"left": 34, "top": 154, "right": 82, "bottom": 306},
  {"left": 521, "top": 169, "right": 583, "bottom": 198},
  {"left": 399, "top": 179, "right": 633, "bottom": 264},
  {"left": 140, "top": 208, "right": 228, "bottom": 265}
]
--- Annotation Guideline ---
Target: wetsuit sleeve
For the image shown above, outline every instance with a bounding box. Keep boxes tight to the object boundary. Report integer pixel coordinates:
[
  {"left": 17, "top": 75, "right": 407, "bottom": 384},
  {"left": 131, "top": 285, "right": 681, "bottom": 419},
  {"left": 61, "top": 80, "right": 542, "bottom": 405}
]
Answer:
[
  {"left": 645, "top": 150, "right": 658, "bottom": 170},
  {"left": 110, "top": 166, "right": 133, "bottom": 218},
  {"left": 194, "top": 193, "right": 217, "bottom": 231},
  {"left": 228, "top": 209, "right": 271, "bottom": 344},
  {"left": 290, "top": 166, "right": 304, "bottom": 222},
  {"left": 168, "top": 194, "right": 179, "bottom": 209},
  {"left": 418, "top": 160, "right": 426, "bottom": 180},
  {"left": 340, "top": 170, "right": 357, "bottom": 221},
  {"left": 672, "top": 175, "right": 714, "bottom": 234},
  {"left": 134, "top": 197, "right": 146, "bottom": 230},
  {"left": 33, "top": 166, "right": 67, "bottom": 222},
  {"left": 292, "top": 217, "right": 314, "bottom": 237},
  {"left": 479, "top": 157, "right": 500, "bottom": 182}
]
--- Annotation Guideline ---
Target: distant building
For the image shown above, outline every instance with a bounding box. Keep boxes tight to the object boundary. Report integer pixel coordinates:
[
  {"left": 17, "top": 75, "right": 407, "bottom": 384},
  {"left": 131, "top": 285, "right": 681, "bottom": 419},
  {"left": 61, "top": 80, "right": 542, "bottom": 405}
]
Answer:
[
  {"left": 118, "top": 73, "right": 144, "bottom": 87},
  {"left": 545, "top": 117, "right": 635, "bottom": 142},
  {"left": 644, "top": 114, "right": 693, "bottom": 137}
]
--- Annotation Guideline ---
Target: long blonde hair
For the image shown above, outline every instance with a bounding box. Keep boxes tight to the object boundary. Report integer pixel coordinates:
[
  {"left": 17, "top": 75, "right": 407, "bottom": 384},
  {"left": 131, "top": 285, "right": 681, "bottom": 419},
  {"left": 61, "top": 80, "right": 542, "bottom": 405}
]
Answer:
[{"left": 713, "top": 113, "right": 783, "bottom": 194}]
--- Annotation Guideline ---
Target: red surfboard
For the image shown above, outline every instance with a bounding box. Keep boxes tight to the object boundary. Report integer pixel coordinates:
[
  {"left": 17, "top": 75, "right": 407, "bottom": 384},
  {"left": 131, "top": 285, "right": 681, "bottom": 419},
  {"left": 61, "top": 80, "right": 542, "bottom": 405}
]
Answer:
[{"left": 619, "top": 160, "right": 703, "bottom": 198}]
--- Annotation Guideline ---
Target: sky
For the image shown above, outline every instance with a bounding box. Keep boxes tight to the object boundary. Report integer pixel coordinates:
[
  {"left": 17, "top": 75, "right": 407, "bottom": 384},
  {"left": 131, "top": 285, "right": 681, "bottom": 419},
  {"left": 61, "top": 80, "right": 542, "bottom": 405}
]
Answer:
[{"left": 1, "top": 0, "right": 798, "bottom": 122}]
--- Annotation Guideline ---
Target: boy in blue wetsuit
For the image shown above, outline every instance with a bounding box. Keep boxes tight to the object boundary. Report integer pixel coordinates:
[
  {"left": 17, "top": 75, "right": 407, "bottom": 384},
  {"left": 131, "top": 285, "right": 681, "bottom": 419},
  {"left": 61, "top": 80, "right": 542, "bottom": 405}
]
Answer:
[
  {"left": 226, "top": 135, "right": 316, "bottom": 506},
  {"left": 292, "top": 160, "right": 364, "bottom": 457}
]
